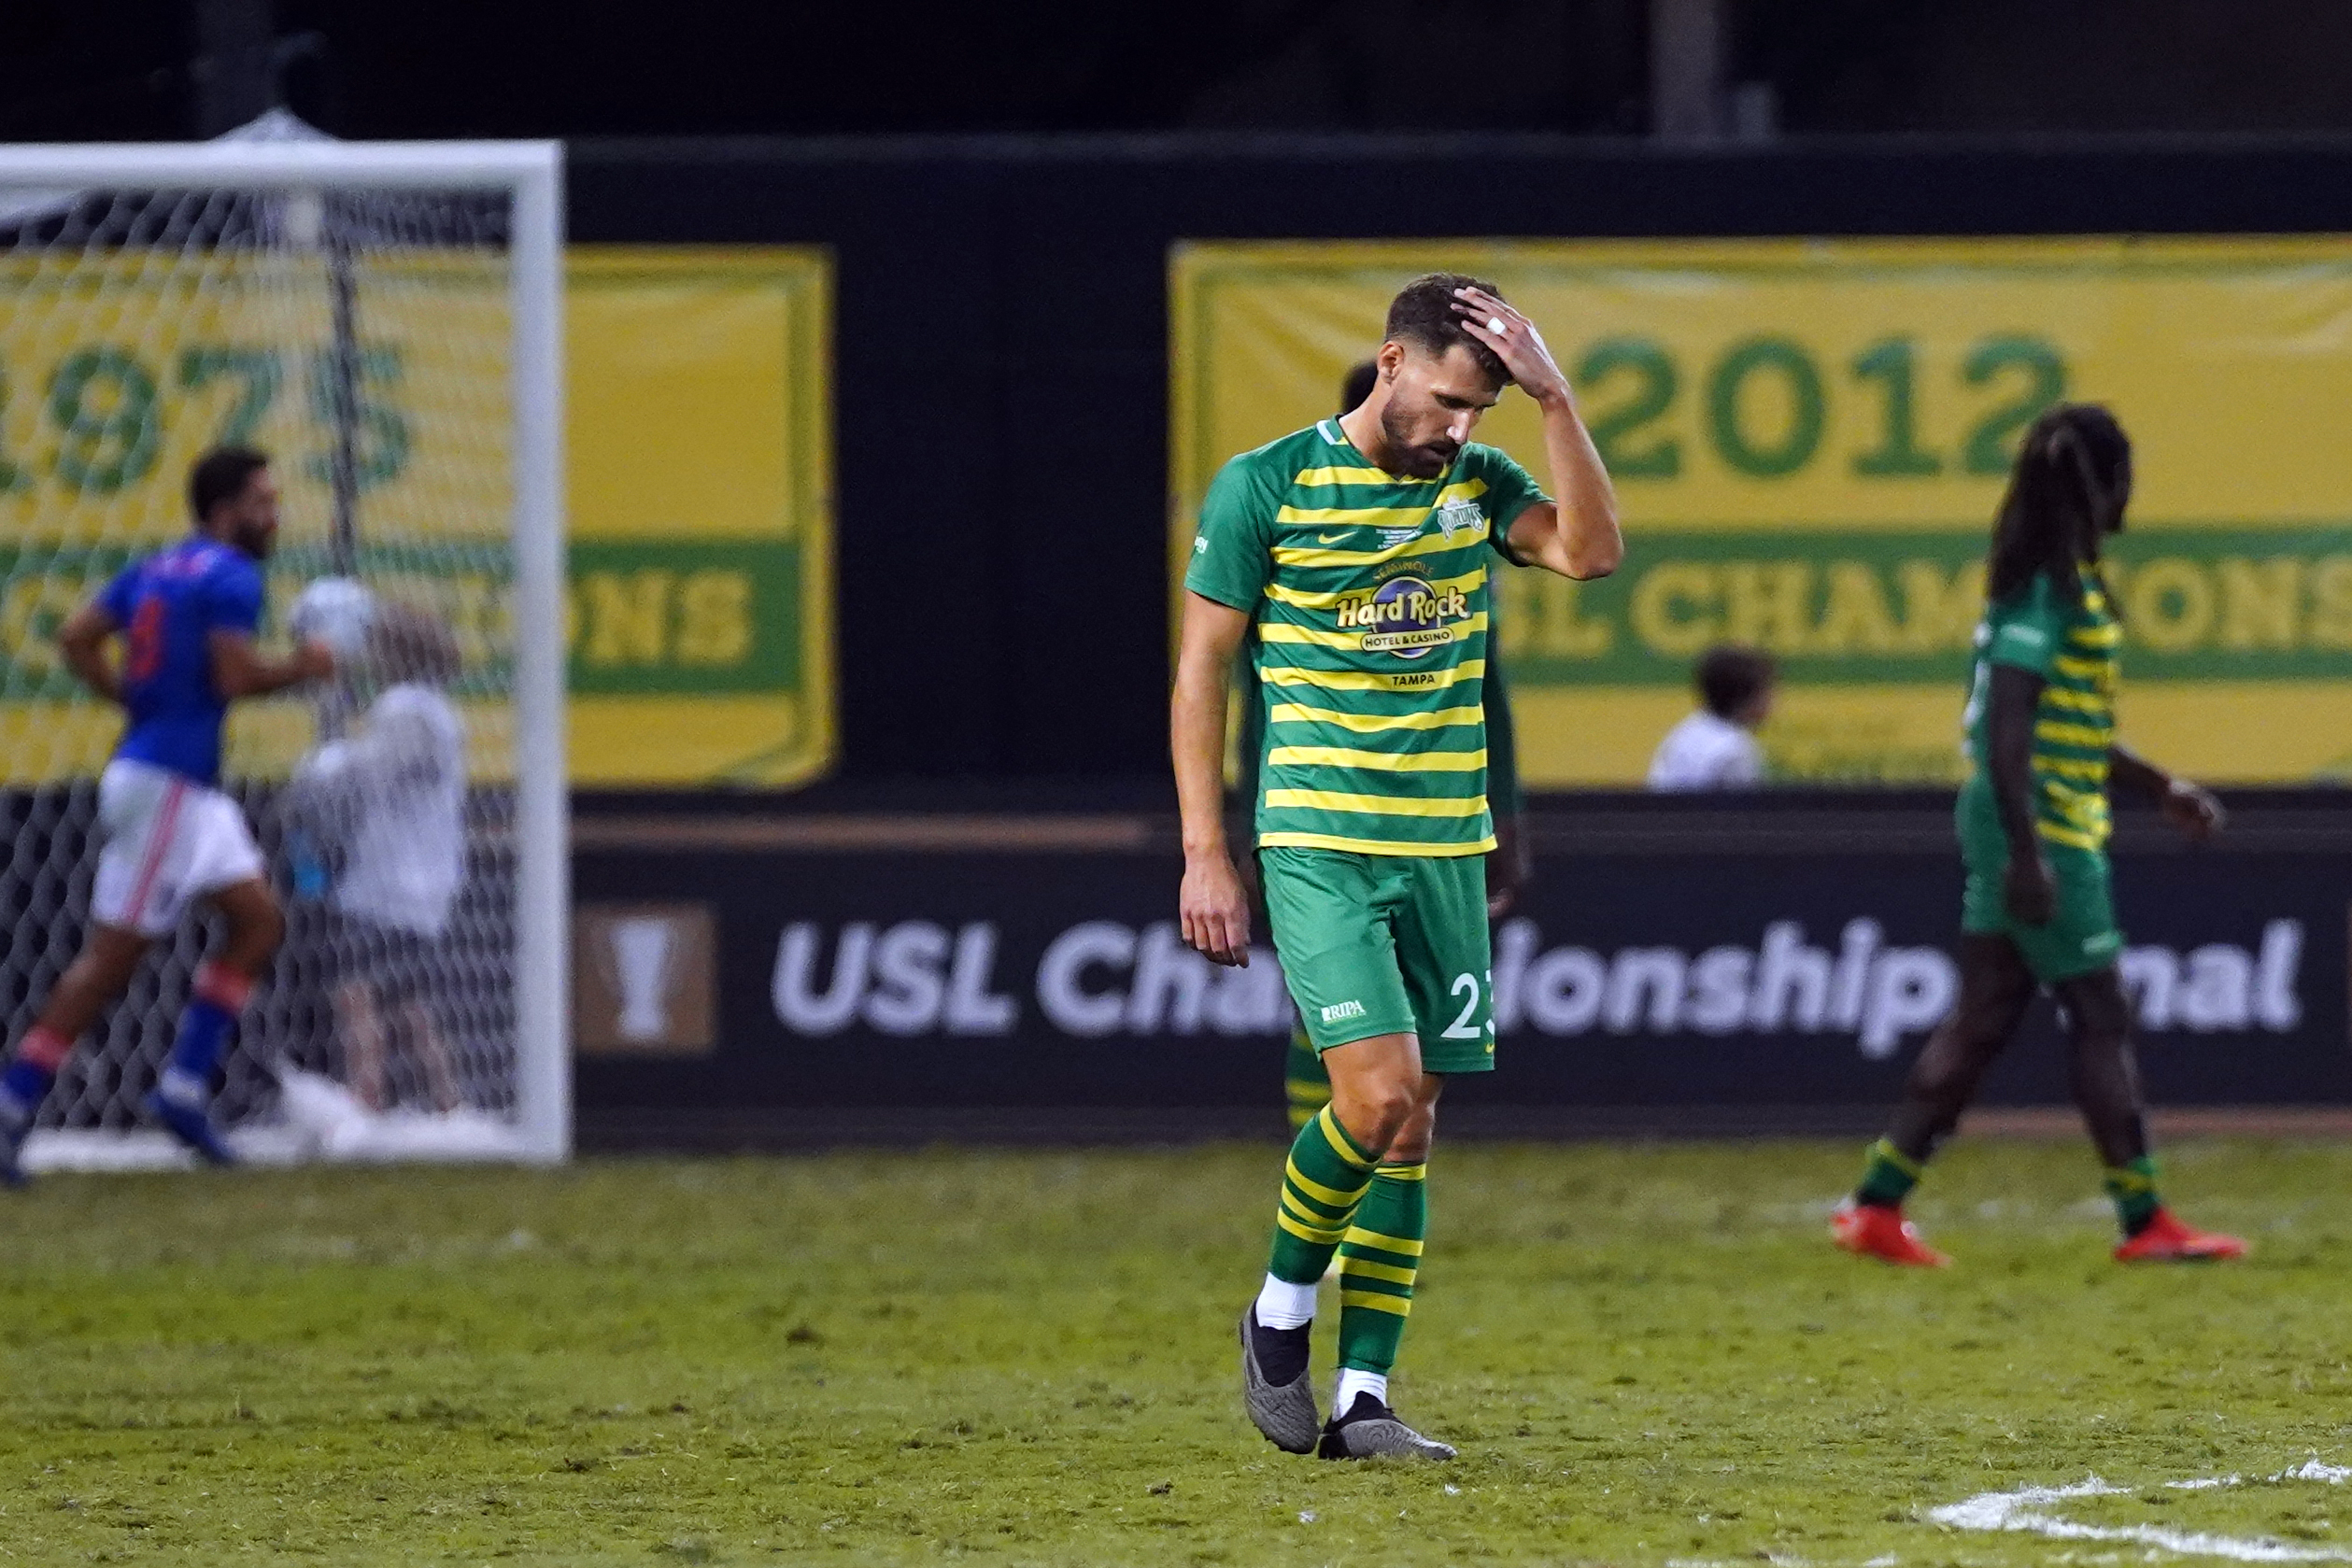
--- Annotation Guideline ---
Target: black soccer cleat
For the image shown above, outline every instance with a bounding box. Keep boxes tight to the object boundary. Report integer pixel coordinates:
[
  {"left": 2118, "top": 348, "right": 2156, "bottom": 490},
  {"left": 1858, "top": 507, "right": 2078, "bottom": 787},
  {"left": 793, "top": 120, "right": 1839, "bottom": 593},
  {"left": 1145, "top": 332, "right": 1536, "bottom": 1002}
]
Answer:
[
  {"left": 1316, "top": 1391, "right": 1457, "bottom": 1462},
  {"left": 1238, "top": 1307, "right": 1320, "bottom": 1454},
  {"left": 0, "top": 1119, "right": 25, "bottom": 1188}
]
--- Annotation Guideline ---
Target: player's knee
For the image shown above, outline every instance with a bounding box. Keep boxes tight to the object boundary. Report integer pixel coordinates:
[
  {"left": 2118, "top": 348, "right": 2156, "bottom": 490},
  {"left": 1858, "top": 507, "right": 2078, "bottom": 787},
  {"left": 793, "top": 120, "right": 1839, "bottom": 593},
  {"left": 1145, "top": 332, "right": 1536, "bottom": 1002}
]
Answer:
[
  {"left": 2069, "top": 1025, "right": 2132, "bottom": 1067},
  {"left": 1339, "top": 1081, "right": 1418, "bottom": 1153},
  {"left": 58, "top": 954, "right": 123, "bottom": 1009},
  {"left": 229, "top": 898, "right": 286, "bottom": 966},
  {"left": 1373, "top": 1073, "right": 1422, "bottom": 1123},
  {"left": 1387, "top": 1101, "right": 1438, "bottom": 1163},
  {"left": 1909, "top": 1042, "right": 1987, "bottom": 1106},
  {"left": 2064, "top": 1002, "right": 2132, "bottom": 1051}
]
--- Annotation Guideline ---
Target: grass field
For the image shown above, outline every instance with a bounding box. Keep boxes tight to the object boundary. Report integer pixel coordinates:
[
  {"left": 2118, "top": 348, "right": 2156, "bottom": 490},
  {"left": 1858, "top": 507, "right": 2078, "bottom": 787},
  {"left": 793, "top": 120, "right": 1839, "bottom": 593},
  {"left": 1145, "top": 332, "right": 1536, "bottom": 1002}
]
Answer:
[{"left": 3, "top": 1137, "right": 2349, "bottom": 1566}]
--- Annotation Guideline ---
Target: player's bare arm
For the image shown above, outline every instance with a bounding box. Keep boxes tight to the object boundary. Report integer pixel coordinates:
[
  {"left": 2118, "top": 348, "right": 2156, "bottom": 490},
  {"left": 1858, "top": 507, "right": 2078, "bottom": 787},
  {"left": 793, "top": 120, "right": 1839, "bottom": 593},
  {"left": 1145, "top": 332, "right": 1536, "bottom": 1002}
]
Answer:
[
  {"left": 209, "top": 628, "right": 333, "bottom": 699},
  {"left": 1986, "top": 664, "right": 2055, "bottom": 925},
  {"left": 55, "top": 600, "right": 123, "bottom": 705},
  {"left": 2109, "top": 742, "right": 2225, "bottom": 841},
  {"left": 1172, "top": 590, "right": 1254, "bottom": 968},
  {"left": 1452, "top": 285, "right": 1623, "bottom": 581}
]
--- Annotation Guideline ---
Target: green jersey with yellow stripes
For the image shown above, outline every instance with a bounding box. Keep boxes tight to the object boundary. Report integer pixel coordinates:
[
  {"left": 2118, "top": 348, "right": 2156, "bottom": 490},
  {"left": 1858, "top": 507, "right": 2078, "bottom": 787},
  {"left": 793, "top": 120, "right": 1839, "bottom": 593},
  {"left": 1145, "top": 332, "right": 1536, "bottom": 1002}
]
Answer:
[
  {"left": 1185, "top": 418, "right": 1547, "bottom": 857},
  {"left": 1961, "top": 569, "right": 2120, "bottom": 853}
]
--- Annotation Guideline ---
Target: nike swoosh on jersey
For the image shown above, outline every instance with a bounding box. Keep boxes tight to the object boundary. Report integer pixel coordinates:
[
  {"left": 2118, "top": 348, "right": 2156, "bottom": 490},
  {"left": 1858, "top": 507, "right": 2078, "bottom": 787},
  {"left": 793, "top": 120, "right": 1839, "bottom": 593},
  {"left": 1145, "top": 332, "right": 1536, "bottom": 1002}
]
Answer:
[{"left": 1317, "top": 530, "right": 1349, "bottom": 544}]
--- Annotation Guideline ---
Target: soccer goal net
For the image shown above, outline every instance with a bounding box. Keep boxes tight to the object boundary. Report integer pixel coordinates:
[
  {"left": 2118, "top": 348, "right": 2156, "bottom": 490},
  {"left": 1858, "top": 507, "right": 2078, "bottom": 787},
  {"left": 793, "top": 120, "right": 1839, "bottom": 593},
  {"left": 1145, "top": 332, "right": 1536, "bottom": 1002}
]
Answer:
[{"left": 0, "top": 134, "right": 567, "bottom": 1168}]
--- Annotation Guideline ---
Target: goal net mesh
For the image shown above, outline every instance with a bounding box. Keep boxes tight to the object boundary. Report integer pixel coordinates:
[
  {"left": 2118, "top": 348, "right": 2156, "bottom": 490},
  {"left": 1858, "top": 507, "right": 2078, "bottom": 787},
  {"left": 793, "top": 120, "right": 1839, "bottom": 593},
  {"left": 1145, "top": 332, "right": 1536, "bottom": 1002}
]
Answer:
[{"left": 0, "top": 177, "right": 528, "bottom": 1159}]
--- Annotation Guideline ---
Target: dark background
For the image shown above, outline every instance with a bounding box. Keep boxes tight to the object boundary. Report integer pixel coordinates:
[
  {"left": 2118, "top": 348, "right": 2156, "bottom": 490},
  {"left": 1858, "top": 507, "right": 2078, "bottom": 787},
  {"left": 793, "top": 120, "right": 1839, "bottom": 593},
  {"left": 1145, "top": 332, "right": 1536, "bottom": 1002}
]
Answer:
[
  {"left": 14, "top": 3, "right": 2352, "bottom": 786},
  {"left": 22, "top": 2, "right": 2352, "bottom": 142}
]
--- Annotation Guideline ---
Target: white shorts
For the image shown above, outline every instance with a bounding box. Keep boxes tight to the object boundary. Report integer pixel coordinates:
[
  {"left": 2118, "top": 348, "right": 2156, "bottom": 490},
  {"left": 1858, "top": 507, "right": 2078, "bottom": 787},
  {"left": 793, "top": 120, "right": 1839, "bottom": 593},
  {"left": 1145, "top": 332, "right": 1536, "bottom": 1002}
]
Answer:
[{"left": 92, "top": 759, "right": 266, "bottom": 937}]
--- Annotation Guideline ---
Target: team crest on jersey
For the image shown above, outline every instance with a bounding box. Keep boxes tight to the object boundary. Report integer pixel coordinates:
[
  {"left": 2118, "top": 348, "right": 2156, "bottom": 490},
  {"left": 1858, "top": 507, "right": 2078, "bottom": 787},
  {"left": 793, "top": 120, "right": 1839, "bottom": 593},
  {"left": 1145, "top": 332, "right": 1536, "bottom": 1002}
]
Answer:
[
  {"left": 1334, "top": 574, "right": 1471, "bottom": 660},
  {"left": 1434, "top": 498, "right": 1484, "bottom": 541}
]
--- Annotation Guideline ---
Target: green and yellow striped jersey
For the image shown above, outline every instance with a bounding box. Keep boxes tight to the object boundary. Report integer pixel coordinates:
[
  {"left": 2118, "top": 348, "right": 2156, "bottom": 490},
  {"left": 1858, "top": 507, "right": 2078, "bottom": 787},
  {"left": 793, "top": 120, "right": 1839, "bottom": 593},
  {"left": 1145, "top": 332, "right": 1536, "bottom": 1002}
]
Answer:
[
  {"left": 1184, "top": 419, "right": 1547, "bottom": 857},
  {"left": 1962, "top": 570, "right": 2119, "bottom": 852}
]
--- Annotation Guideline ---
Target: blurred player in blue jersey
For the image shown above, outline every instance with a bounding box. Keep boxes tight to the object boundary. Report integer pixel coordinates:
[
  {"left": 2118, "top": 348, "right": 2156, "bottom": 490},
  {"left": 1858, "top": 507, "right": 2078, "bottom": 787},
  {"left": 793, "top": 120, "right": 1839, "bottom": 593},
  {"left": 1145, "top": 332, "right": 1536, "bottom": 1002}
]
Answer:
[{"left": 0, "top": 446, "right": 333, "bottom": 1180}]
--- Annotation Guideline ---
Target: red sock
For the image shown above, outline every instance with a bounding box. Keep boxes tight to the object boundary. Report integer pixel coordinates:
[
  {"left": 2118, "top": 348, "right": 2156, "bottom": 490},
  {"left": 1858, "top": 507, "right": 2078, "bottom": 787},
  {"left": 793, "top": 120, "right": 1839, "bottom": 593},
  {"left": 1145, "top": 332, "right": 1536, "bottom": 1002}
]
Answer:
[
  {"left": 18, "top": 1024, "right": 71, "bottom": 1072},
  {"left": 192, "top": 963, "right": 255, "bottom": 1014}
]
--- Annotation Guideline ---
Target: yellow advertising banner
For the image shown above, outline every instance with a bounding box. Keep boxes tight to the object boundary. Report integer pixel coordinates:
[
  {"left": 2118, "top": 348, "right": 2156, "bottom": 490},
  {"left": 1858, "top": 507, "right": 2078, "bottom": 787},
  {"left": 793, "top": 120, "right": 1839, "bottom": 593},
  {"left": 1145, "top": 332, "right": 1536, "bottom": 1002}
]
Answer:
[
  {"left": 1171, "top": 238, "right": 2352, "bottom": 784},
  {"left": 0, "top": 244, "right": 832, "bottom": 788},
  {"left": 567, "top": 247, "right": 833, "bottom": 787}
]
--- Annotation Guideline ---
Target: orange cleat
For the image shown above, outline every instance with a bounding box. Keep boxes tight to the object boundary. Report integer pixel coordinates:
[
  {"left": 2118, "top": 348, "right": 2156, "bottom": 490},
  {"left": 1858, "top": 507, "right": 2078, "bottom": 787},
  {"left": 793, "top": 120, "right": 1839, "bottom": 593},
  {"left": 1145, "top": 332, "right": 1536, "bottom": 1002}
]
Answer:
[
  {"left": 2113, "top": 1208, "right": 2247, "bottom": 1263},
  {"left": 1832, "top": 1197, "right": 1950, "bottom": 1267}
]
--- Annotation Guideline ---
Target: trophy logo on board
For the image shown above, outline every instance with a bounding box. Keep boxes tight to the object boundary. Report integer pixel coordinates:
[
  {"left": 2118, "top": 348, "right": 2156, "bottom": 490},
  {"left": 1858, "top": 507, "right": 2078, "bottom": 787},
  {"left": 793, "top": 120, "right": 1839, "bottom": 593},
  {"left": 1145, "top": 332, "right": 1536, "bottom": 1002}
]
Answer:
[{"left": 574, "top": 903, "right": 716, "bottom": 1055}]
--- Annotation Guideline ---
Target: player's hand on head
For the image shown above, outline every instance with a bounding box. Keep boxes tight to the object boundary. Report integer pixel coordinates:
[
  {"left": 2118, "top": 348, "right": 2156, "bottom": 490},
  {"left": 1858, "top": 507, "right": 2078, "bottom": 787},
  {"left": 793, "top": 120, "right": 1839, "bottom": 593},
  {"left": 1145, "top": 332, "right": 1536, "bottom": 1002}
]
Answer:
[
  {"left": 1452, "top": 286, "right": 1570, "bottom": 406},
  {"left": 1180, "top": 851, "right": 1252, "bottom": 968},
  {"left": 2004, "top": 851, "right": 2056, "bottom": 927},
  {"left": 2161, "top": 779, "right": 2225, "bottom": 841},
  {"left": 295, "top": 638, "right": 337, "bottom": 684}
]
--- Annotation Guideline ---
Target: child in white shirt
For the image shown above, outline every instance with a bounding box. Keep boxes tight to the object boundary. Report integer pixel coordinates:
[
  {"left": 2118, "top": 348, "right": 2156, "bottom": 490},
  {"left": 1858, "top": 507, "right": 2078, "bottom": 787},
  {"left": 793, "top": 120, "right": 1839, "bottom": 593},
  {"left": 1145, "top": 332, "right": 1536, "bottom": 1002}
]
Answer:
[{"left": 1648, "top": 643, "right": 1777, "bottom": 790}]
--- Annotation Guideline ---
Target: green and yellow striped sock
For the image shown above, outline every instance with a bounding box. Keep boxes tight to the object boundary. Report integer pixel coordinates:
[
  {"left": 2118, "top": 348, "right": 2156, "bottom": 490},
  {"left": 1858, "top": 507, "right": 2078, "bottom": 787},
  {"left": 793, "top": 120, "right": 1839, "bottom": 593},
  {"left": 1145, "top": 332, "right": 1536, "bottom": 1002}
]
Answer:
[
  {"left": 1282, "top": 1024, "right": 1330, "bottom": 1132},
  {"left": 1336, "top": 1161, "right": 1426, "bottom": 1376},
  {"left": 2104, "top": 1154, "right": 2161, "bottom": 1235},
  {"left": 1267, "top": 1104, "right": 1378, "bottom": 1285},
  {"left": 1854, "top": 1137, "right": 1923, "bottom": 1208}
]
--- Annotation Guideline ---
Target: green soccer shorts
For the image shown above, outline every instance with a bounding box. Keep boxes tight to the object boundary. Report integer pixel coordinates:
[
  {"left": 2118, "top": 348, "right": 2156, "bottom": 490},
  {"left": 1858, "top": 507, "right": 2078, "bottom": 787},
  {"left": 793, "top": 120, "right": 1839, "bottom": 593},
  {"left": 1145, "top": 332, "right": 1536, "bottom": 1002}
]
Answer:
[
  {"left": 1957, "top": 803, "right": 2124, "bottom": 983},
  {"left": 1257, "top": 845, "right": 1495, "bottom": 1074}
]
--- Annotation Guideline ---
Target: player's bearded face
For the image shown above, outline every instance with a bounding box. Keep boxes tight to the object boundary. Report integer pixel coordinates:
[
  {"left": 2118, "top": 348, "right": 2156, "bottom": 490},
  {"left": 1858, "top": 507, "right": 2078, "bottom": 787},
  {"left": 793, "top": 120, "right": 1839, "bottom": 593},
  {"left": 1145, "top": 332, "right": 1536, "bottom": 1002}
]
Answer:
[
  {"left": 1379, "top": 346, "right": 1499, "bottom": 479},
  {"left": 227, "top": 470, "right": 282, "bottom": 559}
]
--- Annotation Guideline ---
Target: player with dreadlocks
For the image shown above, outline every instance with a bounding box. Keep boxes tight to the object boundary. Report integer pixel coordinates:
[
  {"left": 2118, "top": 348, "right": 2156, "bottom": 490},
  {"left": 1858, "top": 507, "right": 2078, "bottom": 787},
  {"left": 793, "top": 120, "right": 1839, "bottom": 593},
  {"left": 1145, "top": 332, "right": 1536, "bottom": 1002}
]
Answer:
[{"left": 1833, "top": 403, "right": 2246, "bottom": 1267}]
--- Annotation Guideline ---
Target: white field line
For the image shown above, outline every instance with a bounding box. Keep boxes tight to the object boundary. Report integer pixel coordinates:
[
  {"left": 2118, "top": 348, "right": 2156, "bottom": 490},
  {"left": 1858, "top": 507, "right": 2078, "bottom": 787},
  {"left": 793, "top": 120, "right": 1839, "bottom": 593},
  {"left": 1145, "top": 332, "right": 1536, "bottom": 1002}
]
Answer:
[{"left": 1931, "top": 1464, "right": 2352, "bottom": 1562}]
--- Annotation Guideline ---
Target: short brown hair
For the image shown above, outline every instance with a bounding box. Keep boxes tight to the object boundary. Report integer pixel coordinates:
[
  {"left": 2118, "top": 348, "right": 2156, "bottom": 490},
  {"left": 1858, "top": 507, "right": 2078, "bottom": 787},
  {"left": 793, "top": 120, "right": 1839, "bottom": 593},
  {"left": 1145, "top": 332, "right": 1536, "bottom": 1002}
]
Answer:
[
  {"left": 187, "top": 445, "right": 269, "bottom": 527},
  {"left": 1384, "top": 273, "right": 1510, "bottom": 388},
  {"left": 367, "top": 600, "right": 462, "bottom": 686},
  {"left": 1696, "top": 643, "right": 1776, "bottom": 718}
]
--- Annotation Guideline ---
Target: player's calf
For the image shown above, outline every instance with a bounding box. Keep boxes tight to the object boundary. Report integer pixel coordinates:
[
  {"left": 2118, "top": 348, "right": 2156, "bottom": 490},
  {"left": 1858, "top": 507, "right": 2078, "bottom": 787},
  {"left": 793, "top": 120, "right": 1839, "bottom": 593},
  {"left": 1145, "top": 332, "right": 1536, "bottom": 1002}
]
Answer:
[
  {"left": 148, "top": 959, "right": 258, "bottom": 1166},
  {"left": 0, "top": 926, "right": 150, "bottom": 1184},
  {"left": 211, "top": 879, "right": 285, "bottom": 974},
  {"left": 0, "top": 1029, "right": 68, "bottom": 1187},
  {"left": 1241, "top": 1104, "right": 1381, "bottom": 1451},
  {"left": 0, "top": 1024, "right": 75, "bottom": 1150},
  {"left": 145, "top": 878, "right": 282, "bottom": 1163}
]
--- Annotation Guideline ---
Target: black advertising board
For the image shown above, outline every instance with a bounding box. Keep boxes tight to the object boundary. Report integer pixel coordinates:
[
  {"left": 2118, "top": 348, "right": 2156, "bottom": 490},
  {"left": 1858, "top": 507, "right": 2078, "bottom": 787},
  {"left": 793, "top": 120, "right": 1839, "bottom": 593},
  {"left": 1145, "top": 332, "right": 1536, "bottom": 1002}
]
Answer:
[{"left": 571, "top": 804, "right": 2352, "bottom": 1129}]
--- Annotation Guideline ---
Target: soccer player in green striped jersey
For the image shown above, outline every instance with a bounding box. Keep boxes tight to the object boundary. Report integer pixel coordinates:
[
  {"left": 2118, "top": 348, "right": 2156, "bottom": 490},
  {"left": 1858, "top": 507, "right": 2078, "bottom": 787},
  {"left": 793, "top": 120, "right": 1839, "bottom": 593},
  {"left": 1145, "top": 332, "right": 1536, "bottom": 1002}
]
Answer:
[
  {"left": 1240, "top": 360, "right": 1533, "bottom": 1137},
  {"left": 1834, "top": 404, "right": 2246, "bottom": 1269},
  {"left": 1173, "top": 274, "right": 1622, "bottom": 1460}
]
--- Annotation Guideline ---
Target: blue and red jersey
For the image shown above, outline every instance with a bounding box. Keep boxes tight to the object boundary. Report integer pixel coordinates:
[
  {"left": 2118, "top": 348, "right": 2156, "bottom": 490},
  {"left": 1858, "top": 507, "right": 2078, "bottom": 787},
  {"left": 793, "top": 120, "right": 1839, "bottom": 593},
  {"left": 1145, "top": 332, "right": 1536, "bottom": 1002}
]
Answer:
[{"left": 95, "top": 537, "right": 264, "bottom": 786}]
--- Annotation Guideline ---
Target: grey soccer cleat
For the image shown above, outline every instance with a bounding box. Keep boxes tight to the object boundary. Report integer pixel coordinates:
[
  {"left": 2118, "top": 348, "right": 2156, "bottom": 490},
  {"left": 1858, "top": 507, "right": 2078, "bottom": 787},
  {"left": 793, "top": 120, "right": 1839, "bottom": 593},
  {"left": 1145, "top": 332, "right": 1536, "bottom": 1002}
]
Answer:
[
  {"left": 1316, "top": 1392, "right": 1457, "bottom": 1461},
  {"left": 1239, "top": 1307, "right": 1320, "bottom": 1454}
]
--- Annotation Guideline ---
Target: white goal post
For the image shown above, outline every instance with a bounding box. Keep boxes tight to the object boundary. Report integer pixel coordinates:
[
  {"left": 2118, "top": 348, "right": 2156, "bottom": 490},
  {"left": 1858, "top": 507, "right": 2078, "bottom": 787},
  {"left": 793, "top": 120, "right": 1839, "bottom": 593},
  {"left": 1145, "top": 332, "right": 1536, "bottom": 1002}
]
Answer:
[{"left": 0, "top": 139, "right": 568, "bottom": 1166}]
